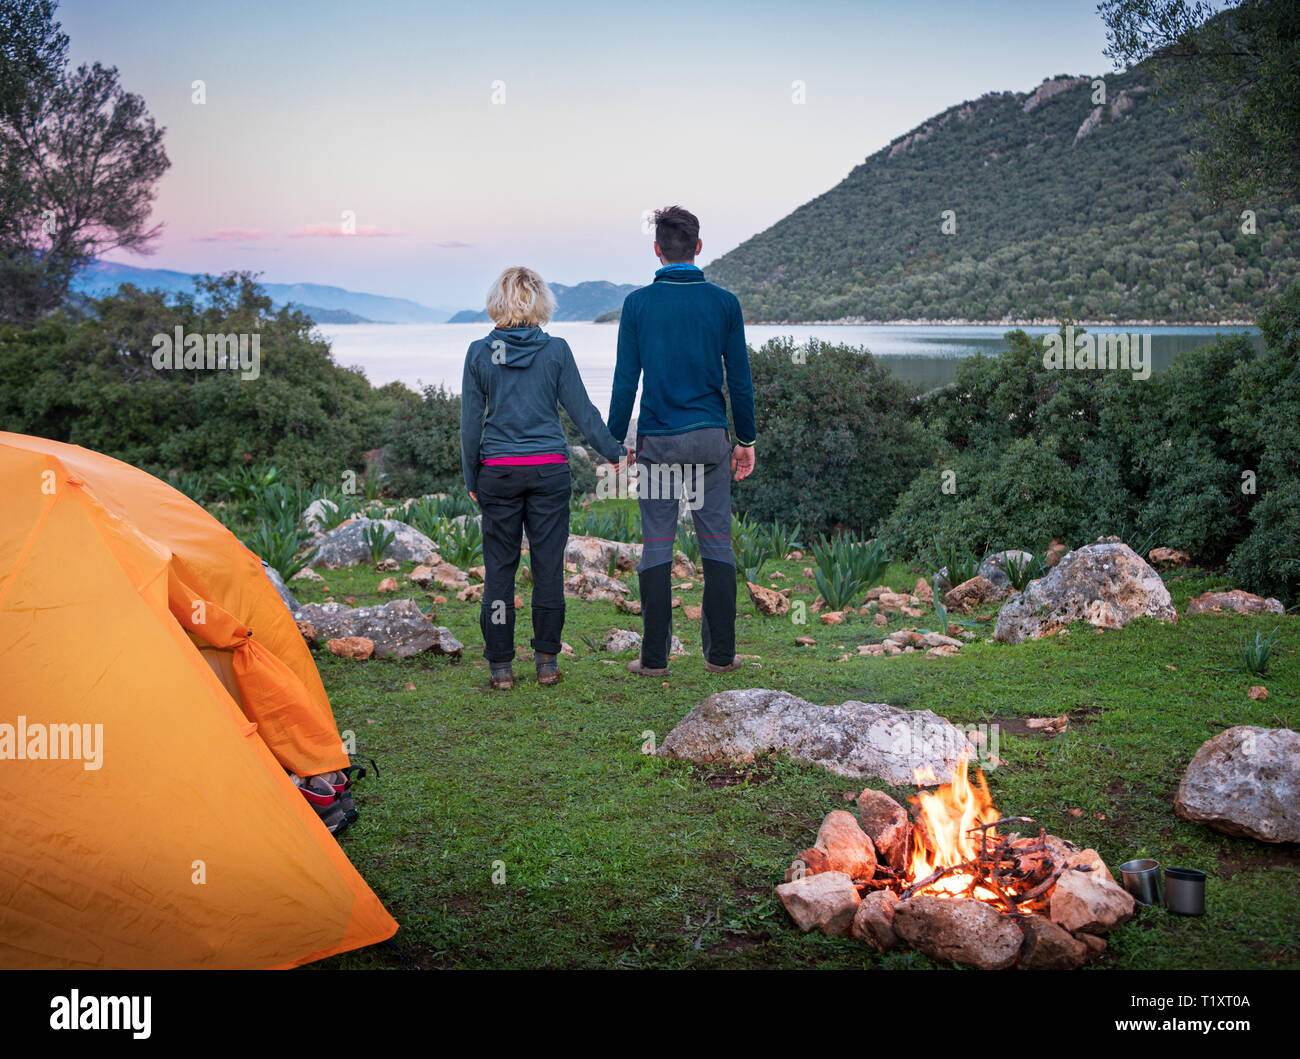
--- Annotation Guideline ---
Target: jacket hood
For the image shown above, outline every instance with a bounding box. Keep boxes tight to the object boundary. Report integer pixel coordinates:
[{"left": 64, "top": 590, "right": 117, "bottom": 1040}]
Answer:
[{"left": 486, "top": 326, "right": 549, "bottom": 368}]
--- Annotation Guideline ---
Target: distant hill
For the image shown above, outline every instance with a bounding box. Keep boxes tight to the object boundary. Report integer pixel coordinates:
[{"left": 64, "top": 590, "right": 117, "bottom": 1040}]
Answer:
[
  {"left": 295, "top": 305, "right": 374, "bottom": 324},
  {"left": 705, "top": 68, "right": 1298, "bottom": 323},
  {"left": 70, "top": 261, "right": 451, "bottom": 323},
  {"left": 450, "top": 280, "right": 638, "bottom": 323}
]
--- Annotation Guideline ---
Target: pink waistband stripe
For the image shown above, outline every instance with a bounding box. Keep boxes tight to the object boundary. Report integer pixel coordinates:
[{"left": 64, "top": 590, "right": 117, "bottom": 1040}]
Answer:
[{"left": 481, "top": 454, "right": 568, "bottom": 466}]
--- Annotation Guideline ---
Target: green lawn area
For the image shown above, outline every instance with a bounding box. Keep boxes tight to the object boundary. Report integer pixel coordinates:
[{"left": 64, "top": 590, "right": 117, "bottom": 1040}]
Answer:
[{"left": 302, "top": 531, "right": 1299, "bottom": 970}]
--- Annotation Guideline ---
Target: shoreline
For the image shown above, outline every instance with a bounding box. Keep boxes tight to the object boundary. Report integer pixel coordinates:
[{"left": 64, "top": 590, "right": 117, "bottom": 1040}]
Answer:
[{"left": 742, "top": 318, "right": 1259, "bottom": 328}]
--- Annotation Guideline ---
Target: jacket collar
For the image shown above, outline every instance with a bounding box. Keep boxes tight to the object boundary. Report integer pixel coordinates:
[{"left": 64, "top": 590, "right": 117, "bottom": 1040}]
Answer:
[{"left": 653, "top": 263, "right": 704, "bottom": 282}]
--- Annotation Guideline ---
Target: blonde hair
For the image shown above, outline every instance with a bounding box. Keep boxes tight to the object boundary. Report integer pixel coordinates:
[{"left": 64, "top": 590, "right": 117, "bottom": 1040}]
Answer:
[{"left": 485, "top": 266, "right": 556, "bottom": 328}]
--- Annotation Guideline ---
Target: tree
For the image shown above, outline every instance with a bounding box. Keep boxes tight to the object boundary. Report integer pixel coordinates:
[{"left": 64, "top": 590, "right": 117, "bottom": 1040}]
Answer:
[
  {"left": 0, "top": 0, "right": 169, "bottom": 323},
  {"left": 0, "top": 0, "right": 66, "bottom": 119},
  {"left": 1099, "top": 0, "right": 1300, "bottom": 204}
]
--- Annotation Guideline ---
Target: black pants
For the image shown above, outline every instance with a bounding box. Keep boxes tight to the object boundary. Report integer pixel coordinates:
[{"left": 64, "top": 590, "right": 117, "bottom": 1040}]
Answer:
[{"left": 475, "top": 463, "right": 571, "bottom": 663}]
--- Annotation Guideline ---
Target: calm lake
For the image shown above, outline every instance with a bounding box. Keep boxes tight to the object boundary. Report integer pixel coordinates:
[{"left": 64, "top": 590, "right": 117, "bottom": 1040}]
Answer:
[{"left": 315, "top": 322, "right": 1262, "bottom": 415}]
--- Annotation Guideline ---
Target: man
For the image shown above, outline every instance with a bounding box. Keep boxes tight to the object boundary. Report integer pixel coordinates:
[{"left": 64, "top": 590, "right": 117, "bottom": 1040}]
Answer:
[{"left": 607, "top": 205, "right": 756, "bottom": 676}]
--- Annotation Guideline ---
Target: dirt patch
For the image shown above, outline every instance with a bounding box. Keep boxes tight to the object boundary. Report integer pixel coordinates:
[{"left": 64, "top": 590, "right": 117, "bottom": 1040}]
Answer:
[
  {"left": 1218, "top": 846, "right": 1300, "bottom": 879},
  {"left": 689, "top": 758, "right": 779, "bottom": 788},
  {"left": 985, "top": 703, "right": 1101, "bottom": 740}
]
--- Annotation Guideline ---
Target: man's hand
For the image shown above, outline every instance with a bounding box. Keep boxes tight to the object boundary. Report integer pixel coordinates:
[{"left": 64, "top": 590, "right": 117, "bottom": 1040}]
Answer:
[
  {"left": 731, "top": 444, "right": 756, "bottom": 482},
  {"left": 470, "top": 491, "right": 478, "bottom": 503}
]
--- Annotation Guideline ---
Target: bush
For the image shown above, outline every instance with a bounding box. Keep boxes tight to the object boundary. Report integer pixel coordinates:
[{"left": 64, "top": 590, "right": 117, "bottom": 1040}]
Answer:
[
  {"left": 1226, "top": 282, "right": 1300, "bottom": 604},
  {"left": 734, "top": 337, "right": 934, "bottom": 535},
  {"left": 383, "top": 383, "right": 463, "bottom": 496},
  {"left": 0, "top": 273, "right": 401, "bottom": 486}
]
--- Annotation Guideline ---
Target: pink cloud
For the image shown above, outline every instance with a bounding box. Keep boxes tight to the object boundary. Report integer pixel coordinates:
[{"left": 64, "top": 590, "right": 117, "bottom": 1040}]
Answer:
[
  {"left": 436, "top": 239, "right": 472, "bottom": 248},
  {"left": 193, "top": 228, "right": 278, "bottom": 242},
  {"left": 286, "top": 223, "right": 405, "bottom": 238}
]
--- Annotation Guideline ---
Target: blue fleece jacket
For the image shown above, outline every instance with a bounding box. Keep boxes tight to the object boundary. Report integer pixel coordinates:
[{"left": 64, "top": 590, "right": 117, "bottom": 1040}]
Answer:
[
  {"left": 459, "top": 326, "right": 623, "bottom": 492},
  {"left": 607, "top": 265, "right": 756, "bottom": 446}
]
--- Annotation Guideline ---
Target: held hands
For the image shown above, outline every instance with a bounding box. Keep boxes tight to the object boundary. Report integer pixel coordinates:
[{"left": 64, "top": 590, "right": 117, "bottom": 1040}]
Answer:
[{"left": 731, "top": 444, "right": 756, "bottom": 482}]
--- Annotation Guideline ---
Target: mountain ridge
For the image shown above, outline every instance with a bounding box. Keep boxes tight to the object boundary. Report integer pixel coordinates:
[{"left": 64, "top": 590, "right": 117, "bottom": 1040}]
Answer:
[
  {"left": 70, "top": 261, "right": 452, "bottom": 324},
  {"left": 705, "top": 69, "right": 1299, "bottom": 323}
]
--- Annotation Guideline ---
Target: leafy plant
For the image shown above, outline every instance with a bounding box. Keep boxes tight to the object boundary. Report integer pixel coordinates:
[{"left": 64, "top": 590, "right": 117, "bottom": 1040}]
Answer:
[
  {"left": 814, "top": 564, "right": 864, "bottom": 612},
  {"left": 442, "top": 519, "right": 484, "bottom": 568},
  {"left": 932, "top": 595, "right": 949, "bottom": 638},
  {"left": 676, "top": 520, "right": 701, "bottom": 566},
  {"left": 317, "top": 494, "right": 358, "bottom": 532},
  {"left": 1239, "top": 627, "right": 1281, "bottom": 676},
  {"left": 812, "top": 535, "right": 888, "bottom": 590},
  {"left": 934, "top": 540, "right": 979, "bottom": 588},
  {"left": 362, "top": 522, "right": 397, "bottom": 564},
  {"left": 243, "top": 523, "right": 316, "bottom": 582},
  {"left": 362, "top": 471, "right": 391, "bottom": 502},
  {"left": 732, "top": 515, "right": 775, "bottom": 583},
  {"left": 1001, "top": 552, "right": 1045, "bottom": 592},
  {"left": 168, "top": 470, "right": 210, "bottom": 505}
]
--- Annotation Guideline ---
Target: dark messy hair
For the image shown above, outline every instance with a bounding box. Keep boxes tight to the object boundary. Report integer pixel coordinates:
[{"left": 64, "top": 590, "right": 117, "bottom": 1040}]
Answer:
[{"left": 653, "top": 205, "right": 700, "bottom": 262}]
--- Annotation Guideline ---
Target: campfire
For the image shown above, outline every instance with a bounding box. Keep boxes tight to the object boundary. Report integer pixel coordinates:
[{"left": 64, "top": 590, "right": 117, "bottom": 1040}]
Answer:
[{"left": 777, "top": 753, "right": 1136, "bottom": 969}]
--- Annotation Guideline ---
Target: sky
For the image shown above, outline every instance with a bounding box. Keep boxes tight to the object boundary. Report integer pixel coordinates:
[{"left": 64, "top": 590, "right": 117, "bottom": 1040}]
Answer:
[{"left": 60, "top": 0, "right": 1119, "bottom": 311}]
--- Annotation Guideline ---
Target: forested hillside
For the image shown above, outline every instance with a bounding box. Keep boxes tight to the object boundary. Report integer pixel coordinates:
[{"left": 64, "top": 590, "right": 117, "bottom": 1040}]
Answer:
[{"left": 706, "top": 68, "right": 1298, "bottom": 322}]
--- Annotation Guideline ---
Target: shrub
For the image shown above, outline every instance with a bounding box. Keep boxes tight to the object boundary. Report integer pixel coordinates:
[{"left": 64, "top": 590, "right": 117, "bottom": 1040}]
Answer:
[
  {"left": 383, "top": 383, "right": 463, "bottom": 497},
  {"left": 734, "top": 337, "right": 934, "bottom": 536}
]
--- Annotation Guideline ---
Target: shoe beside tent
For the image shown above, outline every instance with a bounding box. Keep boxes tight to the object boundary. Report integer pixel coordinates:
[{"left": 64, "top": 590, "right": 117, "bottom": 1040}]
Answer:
[{"left": 0, "top": 432, "right": 397, "bottom": 968}]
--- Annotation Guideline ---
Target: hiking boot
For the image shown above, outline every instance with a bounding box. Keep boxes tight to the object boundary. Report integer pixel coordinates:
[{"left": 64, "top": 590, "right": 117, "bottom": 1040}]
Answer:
[
  {"left": 489, "top": 662, "right": 514, "bottom": 690},
  {"left": 627, "top": 657, "right": 669, "bottom": 677},
  {"left": 704, "top": 657, "right": 744, "bottom": 673},
  {"left": 535, "top": 652, "right": 562, "bottom": 685},
  {"left": 293, "top": 773, "right": 350, "bottom": 835}
]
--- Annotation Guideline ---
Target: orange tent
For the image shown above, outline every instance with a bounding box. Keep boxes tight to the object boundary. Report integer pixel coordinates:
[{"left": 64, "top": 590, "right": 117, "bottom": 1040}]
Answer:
[{"left": 0, "top": 433, "right": 397, "bottom": 968}]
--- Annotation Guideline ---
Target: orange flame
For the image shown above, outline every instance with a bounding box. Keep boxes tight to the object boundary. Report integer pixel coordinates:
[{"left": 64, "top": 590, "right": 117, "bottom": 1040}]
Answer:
[{"left": 908, "top": 752, "right": 1000, "bottom": 899}]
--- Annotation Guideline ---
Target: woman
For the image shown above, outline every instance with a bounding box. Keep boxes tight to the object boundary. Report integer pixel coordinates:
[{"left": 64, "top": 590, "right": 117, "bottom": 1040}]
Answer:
[{"left": 459, "top": 266, "right": 627, "bottom": 689}]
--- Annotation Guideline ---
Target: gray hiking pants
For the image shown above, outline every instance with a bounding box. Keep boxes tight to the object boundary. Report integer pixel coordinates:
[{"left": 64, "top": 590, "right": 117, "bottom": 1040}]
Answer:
[{"left": 635, "top": 427, "right": 735, "bottom": 571}]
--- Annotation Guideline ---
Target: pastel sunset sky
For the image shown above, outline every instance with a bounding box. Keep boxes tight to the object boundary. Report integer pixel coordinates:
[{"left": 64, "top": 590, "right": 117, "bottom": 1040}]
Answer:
[{"left": 62, "top": 0, "right": 1116, "bottom": 309}]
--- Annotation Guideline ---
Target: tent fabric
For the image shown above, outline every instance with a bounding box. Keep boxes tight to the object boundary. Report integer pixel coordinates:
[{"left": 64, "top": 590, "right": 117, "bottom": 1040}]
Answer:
[{"left": 0, "top": 433, "right": 397, "bottom": 968}]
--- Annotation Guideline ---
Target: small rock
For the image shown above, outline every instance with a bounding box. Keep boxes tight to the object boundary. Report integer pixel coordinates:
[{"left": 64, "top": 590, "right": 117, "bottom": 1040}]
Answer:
[
  {"left": 684, "top": 604, "right": 702, "bottom": 620},
  {"left": 1048, "top": 853, "right": 1134, "bottom": 934},
  {"left": 617, "top": 598, "right": 642, "bottom": 615},
  {"left": 327, "top": 636, "right": 375, "bottom": 661},
  {"left": 873, "top": 612, "right": 888, "bottom": 627},
  {"left": 1076, "top": 932, "right": 1107, "bottom": 955},
  {"left": 856, "top": 788, "right": 911, "bottom": 872},
  {"left": 943, "top": 574, "right": 1001, "bottom": 613},
  {"left": 820, "top": 611, "right": 844, "bottom": 625},
  {"left": 851, "top": 889, "right": 900, "bottom": 952},
  {"left": 794, "top": 636, "right": 816, "bottom": 647},
  {"left": 404, "top": 681, "right": 416, "bottom": 690},
  {"left": 893, "top": 895, "right": 1023, "bottom": 971},
  {"left": 291, "top": 567, "right": 324, "bottom": 582},
  {"left": 433, "top": 595, "right": 447, "bottom": 604},
  {"left": 913, "top": 578, "right": 934, "bottom": 603},
  {"left": 408, "top": 564, "right": 435, "bottom": 587},
  {"left": 375, "top": 557, "right": 400, "bottom": 572},
  {"left": 1026, "top": 715, "right": 1069, "bottom": 734},
  {"left": 377, "top": 577, "right": 399, "bottom": 594},
  {"left": 1018, "top": 914, "right": 1089, "bottom": 970},
  {"left": 295, "top": 620, "right": 318, "bottom": 643},
  {"left": 775, "top": 872, "right": 860, "bottom": 937},
  {"left": 1186, "top": 589, "right": 1285, "bottom": 616},
  {"left": 1248, "top": 685, "right": 1268, "bottom": 701},
  {"left": 747, "top": 581, "right": 791, "bottom": 617},
  {"left": 1148, "top": 547, "right": 1191, "bottom": 567},
  {"left": 802, "top": 810, "right": 877, "bottom": 881},
  {"left": 468, "top": 565, "right": 486, "bottom": 582},
  {"left": 456, "top": 584, "right": 483, "bottom": 603}
]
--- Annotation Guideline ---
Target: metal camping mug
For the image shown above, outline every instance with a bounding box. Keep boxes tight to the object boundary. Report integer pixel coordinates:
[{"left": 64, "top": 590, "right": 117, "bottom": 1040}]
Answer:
[
  {"left": 1119, "top": 858, "right": 1162, "bottom": 906},
  {"left": 1164, "top": 867, "right": 1207, "bottom": 915}
]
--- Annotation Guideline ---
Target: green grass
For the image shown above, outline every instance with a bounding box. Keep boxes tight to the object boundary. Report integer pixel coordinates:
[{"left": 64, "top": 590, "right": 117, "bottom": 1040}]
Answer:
[{"left": 295, "top": 556, "right": 1299, "bottom": 970}]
